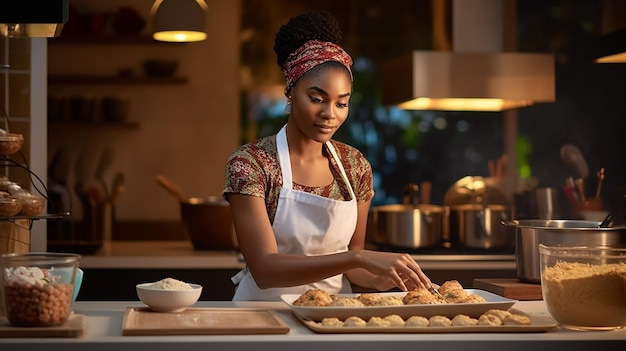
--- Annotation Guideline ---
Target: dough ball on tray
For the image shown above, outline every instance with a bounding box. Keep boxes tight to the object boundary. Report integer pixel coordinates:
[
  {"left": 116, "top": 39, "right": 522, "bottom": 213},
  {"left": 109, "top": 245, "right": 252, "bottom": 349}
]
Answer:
[
  {"left": 383, "top": 314, "right": 406, "bottom": 326},
  {"left": 429, "top": 315, "right": 452, "bottom": 327},
  {"left": 451, "top": 314, "right": 478, "bottom": 326},
  {"left": 478, "top": 313, "right": 502, "bottom": 326},
  {"left": 503, "top": 314, "right": 531, "bottom": 326},
  {"left": 405, "top": 315, "right": 429, "bottom": 327},
  {"left": 344, "top": 316, "right": 367, "bottom": 327},
  {"left": 367, "top": 316, "right": 392, "bottom": 327},
  {"left": 321, "top": 317, "right": 344, "bottom": 327}
]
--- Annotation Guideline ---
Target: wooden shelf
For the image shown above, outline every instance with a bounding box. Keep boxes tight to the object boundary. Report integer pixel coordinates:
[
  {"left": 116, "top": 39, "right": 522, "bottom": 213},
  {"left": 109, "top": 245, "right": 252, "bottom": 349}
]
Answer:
[
  {"left": 49, "top": 35, "right": 184, "bottom": 45},
  {"left": 48, "top": 120, "right": 140, "bottom": 129},
  {"left": 49, "top": 75, "right": 188, "bottom": 85}
]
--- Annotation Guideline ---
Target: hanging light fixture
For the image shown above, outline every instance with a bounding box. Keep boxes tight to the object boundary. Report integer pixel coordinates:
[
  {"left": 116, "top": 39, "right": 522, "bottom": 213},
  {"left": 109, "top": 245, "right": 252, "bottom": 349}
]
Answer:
[
  {"left": 0, "top": 0, "right": 68, "bottom": 38},
  {"left": 381, "top": 0, "right": 555, "bottom": 112},
  {"left": 151, "top": 0, "right": 208, "bottom": 42}
]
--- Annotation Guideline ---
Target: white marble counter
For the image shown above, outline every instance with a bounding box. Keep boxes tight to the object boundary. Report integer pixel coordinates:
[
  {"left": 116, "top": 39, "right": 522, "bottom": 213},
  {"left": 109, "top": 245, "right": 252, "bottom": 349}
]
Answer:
[{"left": 1, "top": 300, "right": 624, "bottom": 351}]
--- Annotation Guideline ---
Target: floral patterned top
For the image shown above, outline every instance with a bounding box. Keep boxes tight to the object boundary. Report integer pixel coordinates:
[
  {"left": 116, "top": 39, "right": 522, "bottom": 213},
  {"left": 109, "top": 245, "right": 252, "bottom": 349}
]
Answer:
[{"left": 223, "top": 135, "right": 375, "bottom": 224}]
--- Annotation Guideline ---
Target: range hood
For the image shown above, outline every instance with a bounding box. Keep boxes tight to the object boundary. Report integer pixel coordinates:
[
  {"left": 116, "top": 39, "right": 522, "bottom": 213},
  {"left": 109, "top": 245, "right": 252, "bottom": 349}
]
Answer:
[
  {"left": 0, "top": 0, "right": 69, "bottom": 38},
  {"left": 594, "top": 0, "right": 626, "bottom": 63},
  {"left": 594, "top": 28, "right": 626, "bottom": 63},
  {"left": 381, "top": 51, "right": 555, "bottom": 111},
  {"left": 381, "top": 0, "right": 555, "bottom": 112}
]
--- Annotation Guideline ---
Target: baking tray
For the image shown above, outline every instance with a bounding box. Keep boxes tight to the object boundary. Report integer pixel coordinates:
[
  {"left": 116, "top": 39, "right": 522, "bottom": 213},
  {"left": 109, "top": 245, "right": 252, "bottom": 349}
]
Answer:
[
  {"left": 122, "top": 307, "right": 290, "bottom": 336},
  {"left": 0, "top": 313, "right": 86, "bottom": 338},
  {"left": 281, "top": 289, "right": 517, "bottom": 321},
  {"left": 295, "top": 311, "right": 558, "bottom": 334}
]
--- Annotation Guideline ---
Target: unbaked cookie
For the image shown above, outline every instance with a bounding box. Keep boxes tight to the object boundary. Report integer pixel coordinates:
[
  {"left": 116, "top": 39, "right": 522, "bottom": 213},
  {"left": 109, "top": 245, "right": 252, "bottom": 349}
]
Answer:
[
  {"left": 321, "top": 317, "right": 344, "bottom": 327},
  {"left": 344, "top": 316, "right": 367, "bottom": 327},
  {"left": 484, "top": 309, "right": 512, "bottom": 321},
  {"left": 383, "top": 314, "right": 405, "bottom": 326},
  {"left": 429, "top": 315, "right": 452, "bottom": 327},
  {"left": 367, "top": 316, "right": 392, "bottom": 327},
  {"left": 405, "top": 315, "right": 429, "bottom": 327},
  {"left": 503, "top": 314, "right": 531, "bottom": 326},
  {"left": 478, "top": 313, "right": 502, "bottom": 326},
  {"left": 451, "top": 314, "right": 478, "bottom": 326}
]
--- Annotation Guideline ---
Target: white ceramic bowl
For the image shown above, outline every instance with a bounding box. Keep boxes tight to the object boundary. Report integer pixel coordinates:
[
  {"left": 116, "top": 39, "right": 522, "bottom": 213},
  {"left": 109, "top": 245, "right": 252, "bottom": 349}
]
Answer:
[{"left": 136, "top": 283, "right": 202, "bottom": 312}]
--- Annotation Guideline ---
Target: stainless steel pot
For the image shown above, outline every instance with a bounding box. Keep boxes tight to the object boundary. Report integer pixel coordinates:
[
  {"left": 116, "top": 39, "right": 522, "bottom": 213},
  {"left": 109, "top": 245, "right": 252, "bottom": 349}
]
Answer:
[
  {"left": 502, "top": 219, "right": 626, "bottom": 283},
  {"left": 369, "top": 204, "right": 449, "bottom": 249},
  {"left": 449, "top": 204, "right": 514, "bottom": 249},
  {"left": 180, "top": 196, "right": 238, "bottom": 250}
]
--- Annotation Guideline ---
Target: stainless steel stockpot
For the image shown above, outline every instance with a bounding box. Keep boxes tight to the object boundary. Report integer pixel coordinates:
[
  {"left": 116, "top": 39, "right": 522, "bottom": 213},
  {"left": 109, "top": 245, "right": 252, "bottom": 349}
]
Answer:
[
  {"left": 448, "top": 204, "right": 514, "bottom": 249},
  {"left": 502, "top": 219, "right": 626, "bottom": 283},
  {"left": 369, "top": 204, "right": 449, "bottom": 249}
]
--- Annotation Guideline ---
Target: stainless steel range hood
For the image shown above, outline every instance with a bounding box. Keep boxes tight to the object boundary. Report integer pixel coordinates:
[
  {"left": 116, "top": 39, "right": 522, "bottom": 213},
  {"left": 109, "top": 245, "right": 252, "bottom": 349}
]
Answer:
[
  {"left": 0, "top": 0, "right": 69, "bottom": 38},
  {"left": 381, "top": 51, "right": 555, "bottom": 111},
  {"left": 381, "top": 0, "right": 555, "bottom": 112}
]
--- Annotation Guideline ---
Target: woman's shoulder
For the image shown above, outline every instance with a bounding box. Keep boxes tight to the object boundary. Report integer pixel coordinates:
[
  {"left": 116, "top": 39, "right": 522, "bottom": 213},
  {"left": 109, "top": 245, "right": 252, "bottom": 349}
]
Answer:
[
  {"left": 228, "top": 135, "right": 276, "bottom": 162},
  {"left": 329, "top": 140, "right": 370, "bottom": 166}
]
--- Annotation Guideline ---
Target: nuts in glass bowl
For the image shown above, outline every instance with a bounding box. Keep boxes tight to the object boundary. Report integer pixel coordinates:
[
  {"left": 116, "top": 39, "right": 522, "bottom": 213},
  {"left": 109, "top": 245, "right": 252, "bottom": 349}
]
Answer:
[
  {"left": 0, "top": 133, "right": 24, "bottom": 156},
  {"left": 1, "top": 252, "right": 81, "bottom": 327}
]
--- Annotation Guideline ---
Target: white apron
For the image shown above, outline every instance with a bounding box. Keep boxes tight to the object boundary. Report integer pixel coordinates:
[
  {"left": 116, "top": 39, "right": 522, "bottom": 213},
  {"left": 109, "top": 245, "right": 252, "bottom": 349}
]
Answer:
[{"left": 231, "top": 124, "right": 358, "bottom": 301}]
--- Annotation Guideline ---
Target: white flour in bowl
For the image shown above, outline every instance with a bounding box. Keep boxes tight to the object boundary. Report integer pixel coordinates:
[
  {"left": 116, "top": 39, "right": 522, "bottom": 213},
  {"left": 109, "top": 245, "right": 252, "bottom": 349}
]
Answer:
[
  {"left": 149, "top": 277, "right": 193, "bottom": 290},
  {"left": 542, "top": 261, "right": 626, "bottom": 328}
]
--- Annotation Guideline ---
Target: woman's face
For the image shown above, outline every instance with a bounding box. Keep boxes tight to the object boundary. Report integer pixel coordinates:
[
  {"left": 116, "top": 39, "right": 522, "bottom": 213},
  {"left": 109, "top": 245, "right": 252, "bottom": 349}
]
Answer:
[{"left": 290, "top": 66, "right": 352, "bottom": 144}]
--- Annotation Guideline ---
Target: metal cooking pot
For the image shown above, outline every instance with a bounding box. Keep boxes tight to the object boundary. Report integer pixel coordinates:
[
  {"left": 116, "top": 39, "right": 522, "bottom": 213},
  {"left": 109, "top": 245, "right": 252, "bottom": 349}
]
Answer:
[
  {"left": 180, "top": 196, "right": 238, "bottom": 250},
  {"left": 369, "top": 204, "right": 449, "bottom": 249},
  {"left": 502, "top": 219, "right": 626, "bottom": 283},
  {"left": 449, "top": 204, "right": 514, "bottom": 249}
]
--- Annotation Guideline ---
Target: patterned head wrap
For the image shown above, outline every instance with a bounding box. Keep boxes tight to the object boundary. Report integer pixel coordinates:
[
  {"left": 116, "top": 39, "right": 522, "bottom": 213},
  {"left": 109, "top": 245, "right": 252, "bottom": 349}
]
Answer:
[{"left": 282, "top": 40, "right": 353, "bottom": 96}]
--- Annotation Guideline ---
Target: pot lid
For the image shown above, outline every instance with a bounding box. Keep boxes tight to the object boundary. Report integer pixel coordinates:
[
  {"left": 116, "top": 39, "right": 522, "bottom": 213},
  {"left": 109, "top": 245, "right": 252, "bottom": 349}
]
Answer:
[{"left": 443, "top": 176, "right": 510, "bottom": 207}]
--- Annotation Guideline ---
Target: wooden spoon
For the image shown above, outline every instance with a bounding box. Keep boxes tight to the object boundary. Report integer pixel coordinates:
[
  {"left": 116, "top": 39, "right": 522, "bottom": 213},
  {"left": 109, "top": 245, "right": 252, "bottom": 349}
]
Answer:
[{"left": 156, "top": 174, "right": 184, "bottom": 201}]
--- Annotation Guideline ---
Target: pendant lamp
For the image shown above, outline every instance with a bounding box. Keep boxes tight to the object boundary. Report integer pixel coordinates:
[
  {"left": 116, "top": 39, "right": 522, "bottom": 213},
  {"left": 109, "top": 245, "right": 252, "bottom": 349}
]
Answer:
[{"left": 151, "top": 0, "right": 208, "bottom": 42}]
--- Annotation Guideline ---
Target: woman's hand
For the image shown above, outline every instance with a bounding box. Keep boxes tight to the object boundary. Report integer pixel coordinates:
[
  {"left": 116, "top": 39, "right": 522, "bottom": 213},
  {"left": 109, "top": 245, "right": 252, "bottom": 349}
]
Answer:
[{"left": 352, "top": 249, "right": 433, "bottom": 291}]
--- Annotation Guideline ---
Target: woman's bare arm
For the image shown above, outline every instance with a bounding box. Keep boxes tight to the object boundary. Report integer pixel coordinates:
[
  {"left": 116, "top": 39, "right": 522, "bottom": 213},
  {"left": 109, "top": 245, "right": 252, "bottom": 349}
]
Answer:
[{"left": 229, "top": 193, "right": 432, "bottom": 290}]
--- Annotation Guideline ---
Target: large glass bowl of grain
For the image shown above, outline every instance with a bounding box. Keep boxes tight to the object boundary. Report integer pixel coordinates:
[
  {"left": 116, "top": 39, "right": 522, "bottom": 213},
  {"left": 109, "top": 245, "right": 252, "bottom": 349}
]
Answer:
[
  {"left": 1, "top": 252, "right": 80, "bottom": 327},
  {"left": 539, "top": 244, "right": 626, "bottom": 331}
]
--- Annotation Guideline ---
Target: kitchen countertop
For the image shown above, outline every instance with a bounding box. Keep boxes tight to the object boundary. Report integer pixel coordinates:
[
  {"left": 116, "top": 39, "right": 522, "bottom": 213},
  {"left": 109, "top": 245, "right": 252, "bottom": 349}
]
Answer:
[
  {"left": 79, "top": 240, "right": 516, "bottom": 271},
  {"left": 1, "top": 300, "right": 624, "bottom": 350}
]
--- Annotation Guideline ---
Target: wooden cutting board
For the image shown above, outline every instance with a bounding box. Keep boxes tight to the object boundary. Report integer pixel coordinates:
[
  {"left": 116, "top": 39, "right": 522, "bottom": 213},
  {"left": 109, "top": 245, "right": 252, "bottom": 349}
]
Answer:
[
  {"left": 122, "top": 307, "right": 290, "bottom": 336},
  {"left": 0, "top": 313, "right": 86, "bottom": 338},
  {"left": 473, "top": 279, "right": 543, "bottom": 301}
]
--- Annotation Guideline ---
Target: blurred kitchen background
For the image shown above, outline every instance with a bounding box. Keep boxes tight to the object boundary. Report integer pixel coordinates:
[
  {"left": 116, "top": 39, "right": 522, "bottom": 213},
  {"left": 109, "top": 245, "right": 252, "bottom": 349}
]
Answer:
[{"left": 2, "top": 0, "right": 625, "bottom": 247}]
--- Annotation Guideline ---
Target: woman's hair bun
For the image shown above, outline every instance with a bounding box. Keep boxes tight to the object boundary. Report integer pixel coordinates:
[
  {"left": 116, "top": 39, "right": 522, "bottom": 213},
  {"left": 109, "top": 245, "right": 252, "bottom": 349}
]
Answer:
[{"left": 274, "top": 11, "right": 343, "bottom": 69}]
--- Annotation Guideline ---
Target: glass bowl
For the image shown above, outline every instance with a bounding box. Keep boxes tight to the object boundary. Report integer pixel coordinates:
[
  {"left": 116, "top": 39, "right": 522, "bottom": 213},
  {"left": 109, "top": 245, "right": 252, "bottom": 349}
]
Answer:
[
  {"left": 539, "top": 244, "right": 626, "bottom": 331},
  {"left": 16, "top": 194, "right": 45, "bottom": 216},
  {"left": 1, "top": 252, "right": 81, "bottom": 327},
  {"left": 0, "top": 197, "right": 22, "bottom": 217},
  {"left": 0, "top": 134, "right": 24, "bottom": 156}
]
